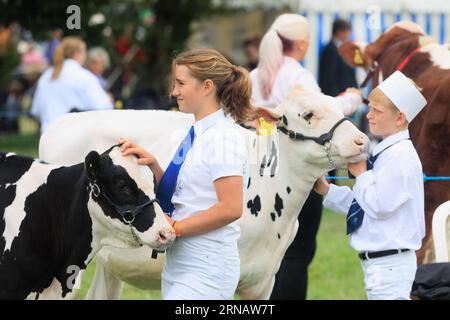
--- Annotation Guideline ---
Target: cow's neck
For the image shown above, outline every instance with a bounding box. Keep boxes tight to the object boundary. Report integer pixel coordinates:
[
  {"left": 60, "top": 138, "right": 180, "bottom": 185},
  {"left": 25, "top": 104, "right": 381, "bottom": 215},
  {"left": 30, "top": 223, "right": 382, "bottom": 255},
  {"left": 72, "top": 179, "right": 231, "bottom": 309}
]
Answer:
[
  {"left": 239, "top": 133, "right": 325, "bottom": 275},
  {"left": 367, "top": 28, "right": 420, "bottom": 65},
  {"left": 41, "top": 164, "right": 95, "bottom": 296},
  {"left": 372, "top": 36, "right": 421, "bottom": 87}
]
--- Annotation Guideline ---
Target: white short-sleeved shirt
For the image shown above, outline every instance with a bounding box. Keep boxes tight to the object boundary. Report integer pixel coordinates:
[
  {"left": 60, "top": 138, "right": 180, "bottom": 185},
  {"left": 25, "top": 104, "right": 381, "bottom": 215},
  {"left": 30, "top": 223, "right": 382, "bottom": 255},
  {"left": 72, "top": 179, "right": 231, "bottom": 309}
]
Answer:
[
  {"left": 31, "top": 59, "right": 113, "bottom": 134},
  {"left": 323, "top": 130, "right": 426, "bottom": 252},
  {"left": 250, "top": 56, "right": 361, "bottom": 114},
  {"left": 163, "top": 109, "right": 248, "bottom": 288},
  {"left": 171, "top": 108, "right": 248, "bottom": 242}
]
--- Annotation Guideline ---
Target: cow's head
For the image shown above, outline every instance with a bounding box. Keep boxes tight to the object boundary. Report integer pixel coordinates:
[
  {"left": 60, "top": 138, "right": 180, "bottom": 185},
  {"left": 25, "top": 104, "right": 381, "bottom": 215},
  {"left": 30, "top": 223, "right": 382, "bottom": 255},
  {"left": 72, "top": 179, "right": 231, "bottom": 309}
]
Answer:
[
  {"left": 339, "top": 21, "right": 426, "bottom": 87},
  {"left": 254, "top": 88, "right": 370, "bottom": 172},
  {"left": 84, "top": 145, "right": 175, "bottom": 251}
]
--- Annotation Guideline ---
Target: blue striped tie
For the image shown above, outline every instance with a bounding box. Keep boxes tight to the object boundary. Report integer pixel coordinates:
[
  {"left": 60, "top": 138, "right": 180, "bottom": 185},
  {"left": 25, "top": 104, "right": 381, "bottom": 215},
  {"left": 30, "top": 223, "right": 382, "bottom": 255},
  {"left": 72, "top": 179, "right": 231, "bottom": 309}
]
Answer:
[
  {"left": 156, "top": 126, "right": 195, "bottom": 215},
  {"left": 346, "top": 138, "right": 410, "bottom": 234},
  {"left": 346, "top": 153, "right": 379, "bottom": 235}
]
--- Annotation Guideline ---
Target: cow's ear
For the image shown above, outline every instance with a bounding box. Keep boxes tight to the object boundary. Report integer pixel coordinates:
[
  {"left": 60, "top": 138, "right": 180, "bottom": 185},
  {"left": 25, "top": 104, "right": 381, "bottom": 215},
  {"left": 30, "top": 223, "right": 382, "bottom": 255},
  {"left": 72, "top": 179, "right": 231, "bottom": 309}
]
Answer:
[
  {"left": 84, "top": 151, "right": 101, "bottom": 180},
  {"left": 339, "top": 41, "right": 368, "bottom": 68},
  {"left": 245, "top": 103, "right": 286, "bottom": 134}
]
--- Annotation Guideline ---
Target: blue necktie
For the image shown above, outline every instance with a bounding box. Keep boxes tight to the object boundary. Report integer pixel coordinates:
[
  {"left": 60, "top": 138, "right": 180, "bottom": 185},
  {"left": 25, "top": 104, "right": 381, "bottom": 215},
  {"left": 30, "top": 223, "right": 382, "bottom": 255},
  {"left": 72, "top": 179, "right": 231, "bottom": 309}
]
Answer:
[
  {"left": 346, "top": 153, "right": 379, "bottom": 235},
  {"left": 346, "top": 138, "right": 410, "bottom": 234},
  {"left": 156, "top": 126, "right": 195, "bottom": 215}
]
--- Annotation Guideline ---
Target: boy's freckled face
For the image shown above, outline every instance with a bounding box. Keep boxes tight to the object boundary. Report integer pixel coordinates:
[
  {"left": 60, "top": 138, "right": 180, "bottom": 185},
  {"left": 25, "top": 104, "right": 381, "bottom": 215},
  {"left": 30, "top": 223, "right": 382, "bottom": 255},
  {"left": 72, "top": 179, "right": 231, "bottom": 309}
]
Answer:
[{"left": 366, "top": 100, "right": 401, "bottom": 139}]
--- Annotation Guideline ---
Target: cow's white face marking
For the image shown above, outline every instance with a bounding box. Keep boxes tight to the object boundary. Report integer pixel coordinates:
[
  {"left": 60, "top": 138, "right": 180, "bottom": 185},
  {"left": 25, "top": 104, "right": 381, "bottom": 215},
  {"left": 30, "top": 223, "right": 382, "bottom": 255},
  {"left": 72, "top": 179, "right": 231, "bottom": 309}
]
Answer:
[
  {"left": 422, "top": 43, "right": 450, "bottom": 70},
  {"left": 88, "top": 196, "right": 140, "bottom": 249},
  {"left": 2, "top": 162, "right": 54, "bottom": 253},
  {"left": 387, "top": 21, "right": 425, "bottom": 35}
]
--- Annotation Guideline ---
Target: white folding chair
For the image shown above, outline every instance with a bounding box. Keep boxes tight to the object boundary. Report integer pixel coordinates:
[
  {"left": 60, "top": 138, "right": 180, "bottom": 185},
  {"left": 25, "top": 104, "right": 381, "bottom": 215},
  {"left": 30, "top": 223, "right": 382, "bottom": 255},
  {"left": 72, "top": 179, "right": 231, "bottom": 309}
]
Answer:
[{"left": 432, "top": 200, "right": 450, "bottom": 262}]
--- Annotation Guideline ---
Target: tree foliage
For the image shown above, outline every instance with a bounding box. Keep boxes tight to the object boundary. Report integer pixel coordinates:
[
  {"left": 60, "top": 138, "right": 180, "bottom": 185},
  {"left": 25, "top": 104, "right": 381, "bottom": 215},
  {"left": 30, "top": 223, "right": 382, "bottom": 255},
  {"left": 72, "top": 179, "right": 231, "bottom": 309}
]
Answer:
[
  {"left": 0, "top": 0, "right": 109, "bottom": 39},
  {"left": 0, "top": 0, "right": 228, "bottom": 93}
]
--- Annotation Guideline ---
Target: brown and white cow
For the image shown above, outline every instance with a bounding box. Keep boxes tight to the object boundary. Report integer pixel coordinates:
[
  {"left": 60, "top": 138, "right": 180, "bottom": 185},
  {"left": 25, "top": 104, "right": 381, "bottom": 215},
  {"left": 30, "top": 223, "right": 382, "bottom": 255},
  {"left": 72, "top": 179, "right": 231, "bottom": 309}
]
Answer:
[{"left": 339, "top": 21, "right": 450, "bottom": 263}]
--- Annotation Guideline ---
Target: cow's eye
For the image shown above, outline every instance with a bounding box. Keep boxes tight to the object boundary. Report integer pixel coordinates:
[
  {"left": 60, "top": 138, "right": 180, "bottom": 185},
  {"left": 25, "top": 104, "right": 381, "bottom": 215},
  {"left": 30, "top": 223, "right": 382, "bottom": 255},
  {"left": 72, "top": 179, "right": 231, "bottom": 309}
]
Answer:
[
  {"left": 122, "top": 183, "right": 137, "bottom": 195},
  {"left": 116, "top": 180, "right": 132, "bottom": 193},
  {"left": 301, "top": 112, "right": 313, "bottom": 122}
]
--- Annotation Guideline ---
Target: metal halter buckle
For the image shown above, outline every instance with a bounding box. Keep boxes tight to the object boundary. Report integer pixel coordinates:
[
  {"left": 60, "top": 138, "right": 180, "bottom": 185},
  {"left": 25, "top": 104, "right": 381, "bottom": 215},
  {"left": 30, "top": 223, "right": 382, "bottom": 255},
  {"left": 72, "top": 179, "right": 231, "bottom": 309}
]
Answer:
[
  {"left": 122, "top": 211, "right": 136, "bottom": 224},
  {"left": 287, "top": 130, "right": 295, "bottom": 139},
  {"left": 89, "top": 182, "right": 100, "bottom": 197}
]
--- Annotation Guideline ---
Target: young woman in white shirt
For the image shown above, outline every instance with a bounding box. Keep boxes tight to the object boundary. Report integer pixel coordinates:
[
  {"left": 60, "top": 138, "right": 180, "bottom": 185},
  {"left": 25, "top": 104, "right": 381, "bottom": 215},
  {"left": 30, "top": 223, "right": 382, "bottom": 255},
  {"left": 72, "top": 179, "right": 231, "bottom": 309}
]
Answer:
[
  {"left": 250, "top": 13, "right": 363, "bottom": 300},
  {"left": 119, "top": 48, "right": 251, "bottom": 300},
  {"left": 31, "top": 37, "right": 113, "bottom": 135}
]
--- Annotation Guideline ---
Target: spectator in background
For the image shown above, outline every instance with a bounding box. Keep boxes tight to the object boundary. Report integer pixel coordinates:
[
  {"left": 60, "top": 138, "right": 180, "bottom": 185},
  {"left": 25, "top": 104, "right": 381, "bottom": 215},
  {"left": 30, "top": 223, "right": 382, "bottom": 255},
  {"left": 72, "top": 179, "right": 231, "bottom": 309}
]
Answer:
[
  {"left": 242, "top": 35, "right": 261, "bottom": 71},
  {"left": 319, "top": 19, "right": 357, "bottom": 97},
  {"left": 21, "top": 41, "right": 47, "bottom": 69},
  {"left": 86, "top": 47, "right": 110, "bottom": 89},
  {"left": 31, "top": 36, "right": 113, "bottom": 135},
  {"left": 43, "top": 29, "right": 62, "bottom": 65}
]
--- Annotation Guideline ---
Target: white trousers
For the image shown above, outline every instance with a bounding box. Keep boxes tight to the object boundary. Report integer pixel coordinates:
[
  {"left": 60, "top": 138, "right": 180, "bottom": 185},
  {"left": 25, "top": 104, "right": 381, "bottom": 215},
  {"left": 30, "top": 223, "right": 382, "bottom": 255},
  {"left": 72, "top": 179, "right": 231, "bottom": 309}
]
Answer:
[
  {"left": 361, "top": 249, "right": 417, "bottom": 300},
  {"left": 161, "top": 237, "right": 240, "bottom": 300},
  {"left": 162, "top": 275, "right": 234, "bottom": 300}
]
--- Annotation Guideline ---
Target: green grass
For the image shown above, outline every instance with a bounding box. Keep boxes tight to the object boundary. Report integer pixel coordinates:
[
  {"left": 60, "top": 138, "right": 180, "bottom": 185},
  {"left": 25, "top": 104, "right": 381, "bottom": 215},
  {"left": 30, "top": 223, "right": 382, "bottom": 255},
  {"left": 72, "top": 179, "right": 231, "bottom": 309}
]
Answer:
[
  {"left": 0, "top": 116, "right": 40, "bottom": 158},
  {"left": 0, "top": 133, "right": 39, "bottom": 158},
  {"left": 308, "top": 209, "right": 366, "bottom": 300},
  {"left": 0, "top": 132, "right": 366, "bottom": 300},
  {"left": 76, "top": 260, "right": 162, "bottom": 300}
]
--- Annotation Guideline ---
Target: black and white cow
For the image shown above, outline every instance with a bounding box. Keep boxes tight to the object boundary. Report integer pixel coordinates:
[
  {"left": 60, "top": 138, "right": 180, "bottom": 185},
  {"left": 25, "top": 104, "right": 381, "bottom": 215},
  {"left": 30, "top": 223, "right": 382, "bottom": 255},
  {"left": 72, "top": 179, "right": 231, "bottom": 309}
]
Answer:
[
  {"left": 0, "top": 146, "right": 175, "bottom": 299},
  {"left": 39, "top": 89, "right": 369, "bottom": 299}
]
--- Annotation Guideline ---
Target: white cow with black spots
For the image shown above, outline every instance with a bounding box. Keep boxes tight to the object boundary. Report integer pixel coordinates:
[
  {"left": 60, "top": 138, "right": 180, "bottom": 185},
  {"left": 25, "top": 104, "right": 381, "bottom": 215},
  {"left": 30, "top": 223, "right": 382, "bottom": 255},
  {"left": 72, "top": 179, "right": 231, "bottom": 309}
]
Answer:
[
  {"left": 39, "top": 88, "right": 369, "bottom": 299},
  {"left": 0, "top": 147, "right": 175, "bottom": 299}
]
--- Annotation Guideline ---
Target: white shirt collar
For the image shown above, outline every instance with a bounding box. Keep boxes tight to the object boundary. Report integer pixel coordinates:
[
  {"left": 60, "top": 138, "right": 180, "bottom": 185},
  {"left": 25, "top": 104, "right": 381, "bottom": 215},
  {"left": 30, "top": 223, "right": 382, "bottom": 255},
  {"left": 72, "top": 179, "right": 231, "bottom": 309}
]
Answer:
[
  {"left": 372, "top": 129, "right": 410, "bottom": 156},
  {"left": 193, "top": 108, "right": 225, "bottom": 137},
  {"left": 64, "top": 58, "right": 81, "bottom": 67},
  {"left": 333, "top": 38, "right": 343, "bottom": 48},
  {"left": 283, "top": 56, "right": 301, "bottom": 66}
]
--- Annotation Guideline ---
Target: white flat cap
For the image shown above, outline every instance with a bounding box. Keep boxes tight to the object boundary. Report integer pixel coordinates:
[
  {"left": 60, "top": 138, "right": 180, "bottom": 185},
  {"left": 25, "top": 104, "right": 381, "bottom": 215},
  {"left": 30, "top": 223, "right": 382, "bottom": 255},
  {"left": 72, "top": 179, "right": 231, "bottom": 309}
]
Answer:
[{"left": 377, "top": 71, "right": 427, "bottom": 122}]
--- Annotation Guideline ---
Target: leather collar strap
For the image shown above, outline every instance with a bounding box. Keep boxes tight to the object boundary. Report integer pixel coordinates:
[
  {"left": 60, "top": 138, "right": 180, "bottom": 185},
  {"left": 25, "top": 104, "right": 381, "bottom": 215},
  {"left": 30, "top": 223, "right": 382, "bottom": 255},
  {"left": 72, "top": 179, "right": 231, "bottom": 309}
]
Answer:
[{"left": 278, "top": 118, "right": 350, "bottom": 146}]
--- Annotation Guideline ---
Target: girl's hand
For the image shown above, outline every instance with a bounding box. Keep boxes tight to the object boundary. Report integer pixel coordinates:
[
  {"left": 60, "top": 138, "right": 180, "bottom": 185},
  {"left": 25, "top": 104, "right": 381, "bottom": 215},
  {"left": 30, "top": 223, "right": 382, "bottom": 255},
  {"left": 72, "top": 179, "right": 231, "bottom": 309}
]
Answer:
[
  {"left": 165, "top": 215, "right": 176, "bottom": 228},
  {"left": 118, "top": 137, "right": 157, "bottom": 167}
]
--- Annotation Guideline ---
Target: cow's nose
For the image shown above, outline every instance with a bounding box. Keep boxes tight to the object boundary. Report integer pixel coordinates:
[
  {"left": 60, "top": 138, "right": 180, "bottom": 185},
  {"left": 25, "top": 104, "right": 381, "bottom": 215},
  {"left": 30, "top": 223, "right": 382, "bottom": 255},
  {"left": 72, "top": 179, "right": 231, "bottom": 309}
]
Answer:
[
  {"left": 156, "top": 227, "right": 175, "bottom": 246},
  {"left": 353, "top": 134, "right": 366, "bottom": 146}
]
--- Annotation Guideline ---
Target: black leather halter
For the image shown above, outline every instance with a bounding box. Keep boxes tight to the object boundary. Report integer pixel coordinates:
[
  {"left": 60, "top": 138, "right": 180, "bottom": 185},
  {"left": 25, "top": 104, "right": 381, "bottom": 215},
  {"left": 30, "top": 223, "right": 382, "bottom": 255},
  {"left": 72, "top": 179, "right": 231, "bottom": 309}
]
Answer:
[
  {"left": 89, "top": 181, "right": 158, "bottom": 224},
  {"left": 87, "top": 178, "right": 159, "bottom": 247},
  {"left": 278, "top": 117, "right": 350, "bottom": 146},
  {"left": 278, "top": 117, "right": 351, "bottom": 169}
]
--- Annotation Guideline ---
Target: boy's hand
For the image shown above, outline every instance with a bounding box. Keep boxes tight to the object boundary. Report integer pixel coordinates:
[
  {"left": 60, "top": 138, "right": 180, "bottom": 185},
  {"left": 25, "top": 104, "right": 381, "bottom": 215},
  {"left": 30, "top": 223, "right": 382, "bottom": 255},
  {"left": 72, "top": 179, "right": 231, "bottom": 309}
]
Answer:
[
  {"left": 348, "top": 160, "right": 367, "bottom": 177},
  {"left": 314, "top": 176, "right": 330, "bottom": 195}
]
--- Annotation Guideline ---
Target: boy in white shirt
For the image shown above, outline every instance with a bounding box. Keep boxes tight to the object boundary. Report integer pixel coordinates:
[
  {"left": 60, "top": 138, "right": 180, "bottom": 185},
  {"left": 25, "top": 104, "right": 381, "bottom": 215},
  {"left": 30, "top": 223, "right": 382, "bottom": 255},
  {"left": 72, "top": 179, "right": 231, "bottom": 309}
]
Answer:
[{"left": 314, "top": 71, "right": 427, "bottom": 300}]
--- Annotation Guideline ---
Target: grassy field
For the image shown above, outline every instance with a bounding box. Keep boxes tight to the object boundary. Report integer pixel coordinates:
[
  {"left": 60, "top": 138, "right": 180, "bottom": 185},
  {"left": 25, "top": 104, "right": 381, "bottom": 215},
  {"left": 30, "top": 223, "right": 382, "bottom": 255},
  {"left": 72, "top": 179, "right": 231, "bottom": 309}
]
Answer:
[{"left": 0, "top": 129, "right": 366, "bottom": 300}]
